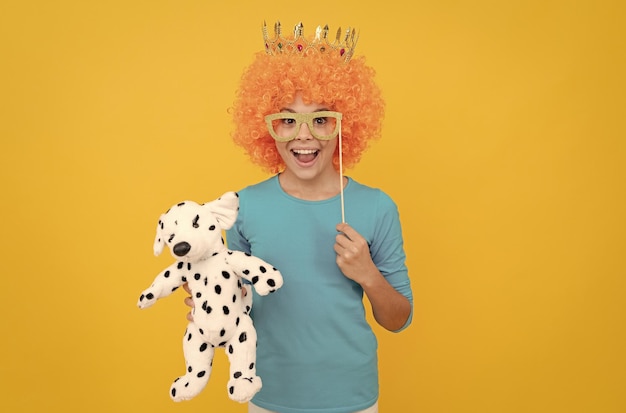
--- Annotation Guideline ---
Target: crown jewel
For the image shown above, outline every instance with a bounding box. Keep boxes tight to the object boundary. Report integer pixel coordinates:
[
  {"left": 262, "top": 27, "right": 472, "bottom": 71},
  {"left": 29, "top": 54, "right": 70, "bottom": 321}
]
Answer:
[{"left": 262, "top": 21, "right": 359, "bottom": 63}]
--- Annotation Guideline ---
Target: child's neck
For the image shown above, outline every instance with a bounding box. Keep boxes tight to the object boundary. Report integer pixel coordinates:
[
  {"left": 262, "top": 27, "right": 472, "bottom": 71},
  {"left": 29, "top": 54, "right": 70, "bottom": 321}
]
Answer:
[{"left": 278, "top": 170, "right": 347, "bottom": 201}]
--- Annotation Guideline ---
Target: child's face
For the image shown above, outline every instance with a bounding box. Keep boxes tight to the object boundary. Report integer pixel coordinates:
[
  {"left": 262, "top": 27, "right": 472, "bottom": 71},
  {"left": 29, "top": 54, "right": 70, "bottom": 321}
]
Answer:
[{"left": 273, "top": 93, "right": 339, "bottom": 181}]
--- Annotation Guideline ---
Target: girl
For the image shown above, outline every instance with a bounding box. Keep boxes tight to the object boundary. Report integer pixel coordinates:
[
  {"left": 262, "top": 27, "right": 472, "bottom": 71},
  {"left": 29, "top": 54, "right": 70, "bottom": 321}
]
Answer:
[{"left": 190, "top": 21, "right": 412, "bottom": 413}]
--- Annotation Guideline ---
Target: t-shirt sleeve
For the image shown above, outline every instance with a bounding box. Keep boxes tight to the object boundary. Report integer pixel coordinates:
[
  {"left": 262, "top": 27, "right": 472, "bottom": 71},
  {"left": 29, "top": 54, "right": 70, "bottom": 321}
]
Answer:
[{"left": 371, "top": 191, "right": 414, "bottom": 332}]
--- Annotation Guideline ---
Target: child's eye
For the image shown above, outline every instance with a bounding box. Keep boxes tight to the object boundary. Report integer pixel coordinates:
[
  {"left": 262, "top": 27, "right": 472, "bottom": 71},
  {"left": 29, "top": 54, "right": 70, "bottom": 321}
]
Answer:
[{"left": 313, "top": 117, "right": 327, "bottom": 125}]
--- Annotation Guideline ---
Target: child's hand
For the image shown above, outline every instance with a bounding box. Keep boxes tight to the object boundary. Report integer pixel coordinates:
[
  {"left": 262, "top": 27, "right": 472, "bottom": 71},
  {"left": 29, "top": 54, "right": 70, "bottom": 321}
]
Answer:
[
  {"left": 334, "top": 222, "right": 378, "bottom": 286},
  {"left": 183, "top": 283, "right": 195, "bottom": 321}
]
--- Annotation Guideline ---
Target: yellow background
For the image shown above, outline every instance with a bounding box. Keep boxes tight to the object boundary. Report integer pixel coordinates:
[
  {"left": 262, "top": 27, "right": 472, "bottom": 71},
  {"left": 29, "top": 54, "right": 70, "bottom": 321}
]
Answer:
[{"left": 1, "top": 1, "right": 624, "bottom": 412}]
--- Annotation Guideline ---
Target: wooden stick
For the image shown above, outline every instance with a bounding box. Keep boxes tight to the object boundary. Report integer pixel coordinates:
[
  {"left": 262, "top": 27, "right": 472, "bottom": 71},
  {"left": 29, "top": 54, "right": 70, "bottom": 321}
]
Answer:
[{"left": 339, "top": 121, "right": 345, "bottom": 223}]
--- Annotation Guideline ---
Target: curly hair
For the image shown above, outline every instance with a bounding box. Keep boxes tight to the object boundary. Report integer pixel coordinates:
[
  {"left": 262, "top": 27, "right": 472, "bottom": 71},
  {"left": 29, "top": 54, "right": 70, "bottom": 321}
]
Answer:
[{"left": 230, "top": 46, "right": 385, "bottom": 174}]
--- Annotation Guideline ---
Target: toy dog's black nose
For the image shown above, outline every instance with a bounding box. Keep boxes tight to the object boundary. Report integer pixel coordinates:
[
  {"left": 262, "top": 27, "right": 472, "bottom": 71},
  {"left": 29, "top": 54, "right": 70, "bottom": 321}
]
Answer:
[{"left": 173, "top": 242, "right": 191, "bottom": 257}]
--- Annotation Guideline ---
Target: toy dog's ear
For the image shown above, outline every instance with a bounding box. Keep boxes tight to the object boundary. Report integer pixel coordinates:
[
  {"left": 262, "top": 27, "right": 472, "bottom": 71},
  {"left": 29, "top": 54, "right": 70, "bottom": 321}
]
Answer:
[
  {"left": 153, "top": 214, "right": 166, "bottom": 256},
  {"left": 204, "top": 191, "right": 239, "bottom": 230}
]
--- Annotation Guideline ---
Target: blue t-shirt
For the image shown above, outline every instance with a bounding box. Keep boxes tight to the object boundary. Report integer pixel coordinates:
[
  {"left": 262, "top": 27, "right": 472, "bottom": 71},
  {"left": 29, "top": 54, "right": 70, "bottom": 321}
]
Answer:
[{"left": 226, "top": 175, "right": 413, "bottom": 413}]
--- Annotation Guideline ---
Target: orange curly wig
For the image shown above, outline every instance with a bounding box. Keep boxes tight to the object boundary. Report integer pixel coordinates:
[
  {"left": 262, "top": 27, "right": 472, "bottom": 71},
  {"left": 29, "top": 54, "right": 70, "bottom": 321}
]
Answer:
[{"left": 230, "top": 43, "right": 385, "bottom": 174}]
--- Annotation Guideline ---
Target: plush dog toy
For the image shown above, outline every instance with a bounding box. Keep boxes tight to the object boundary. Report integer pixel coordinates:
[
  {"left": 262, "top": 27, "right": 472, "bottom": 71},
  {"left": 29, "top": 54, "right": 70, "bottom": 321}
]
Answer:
[{"left": 137, "top": 191, "right": 283, "bottom": 402}]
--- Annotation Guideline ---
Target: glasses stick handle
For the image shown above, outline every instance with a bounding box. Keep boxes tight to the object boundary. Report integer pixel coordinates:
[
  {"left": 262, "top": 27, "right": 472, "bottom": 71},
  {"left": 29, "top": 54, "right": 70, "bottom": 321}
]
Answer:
[{"left": 339, "top": 122, "right": 345, "bottom": 224}]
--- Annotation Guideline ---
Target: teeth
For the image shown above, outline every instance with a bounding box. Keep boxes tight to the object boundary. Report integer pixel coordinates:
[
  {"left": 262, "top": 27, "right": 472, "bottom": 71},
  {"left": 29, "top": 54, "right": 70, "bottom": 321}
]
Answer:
[{"left": 292, "top": 149, "right": 317, "bottom": 154}]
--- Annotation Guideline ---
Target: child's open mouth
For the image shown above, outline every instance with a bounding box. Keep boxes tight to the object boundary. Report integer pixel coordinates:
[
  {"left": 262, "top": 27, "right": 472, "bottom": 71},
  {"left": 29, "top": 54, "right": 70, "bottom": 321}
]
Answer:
[{"left": 292, "top": 149, "right": 319, "bottom": 163}]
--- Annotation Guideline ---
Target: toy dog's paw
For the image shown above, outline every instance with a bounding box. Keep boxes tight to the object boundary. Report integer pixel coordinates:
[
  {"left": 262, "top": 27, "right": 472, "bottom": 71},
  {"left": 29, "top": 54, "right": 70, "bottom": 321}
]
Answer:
[
  {"left": 227, "top": 376, "right": 262, "bottom": 403},
  {"left": 251, "top": 270, "right": 283, "bottom": 296},
  {"left": 170, "top": 374, "right": 207, "bottom": 402},
  {"left": 137, "top": 289, "right": 157, "bottom": 309}
]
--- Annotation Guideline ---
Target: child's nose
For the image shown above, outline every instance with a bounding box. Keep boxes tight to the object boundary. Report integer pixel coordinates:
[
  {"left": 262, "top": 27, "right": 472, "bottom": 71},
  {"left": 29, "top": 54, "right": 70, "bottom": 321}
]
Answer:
[{"left": 296, "top": 123, "right": 313, "bottom": 139}]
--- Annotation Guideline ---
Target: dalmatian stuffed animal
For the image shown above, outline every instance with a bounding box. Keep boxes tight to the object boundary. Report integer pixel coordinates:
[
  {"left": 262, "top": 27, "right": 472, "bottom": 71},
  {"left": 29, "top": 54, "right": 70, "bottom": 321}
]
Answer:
[{"left": 137, "top": 191, "right": 283, "bottom": 402}]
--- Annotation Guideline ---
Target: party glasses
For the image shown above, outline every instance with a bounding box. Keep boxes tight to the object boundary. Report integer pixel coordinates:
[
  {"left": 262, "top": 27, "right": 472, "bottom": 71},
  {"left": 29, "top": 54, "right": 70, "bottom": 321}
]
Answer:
[{"left": 264, "top": 111, "right": 343, "bottom": 142}]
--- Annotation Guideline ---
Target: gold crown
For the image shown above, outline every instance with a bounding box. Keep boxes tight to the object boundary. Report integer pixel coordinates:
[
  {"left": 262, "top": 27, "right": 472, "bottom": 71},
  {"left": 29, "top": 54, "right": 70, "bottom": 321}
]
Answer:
[{"left": 262, "top": 21, "right": 359, "bottom": 63}]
